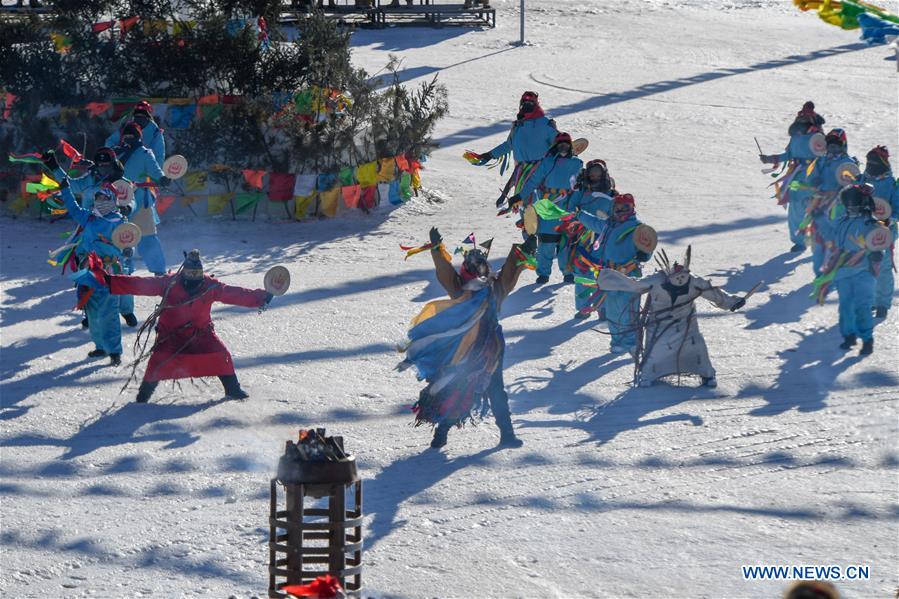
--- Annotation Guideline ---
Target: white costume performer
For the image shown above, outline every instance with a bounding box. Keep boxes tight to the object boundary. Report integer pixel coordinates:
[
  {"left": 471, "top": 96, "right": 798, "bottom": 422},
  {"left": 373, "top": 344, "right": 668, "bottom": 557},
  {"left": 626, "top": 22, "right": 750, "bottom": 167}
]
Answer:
[{"left": 595, "top": 247, "right": 748, "bottom": 388}]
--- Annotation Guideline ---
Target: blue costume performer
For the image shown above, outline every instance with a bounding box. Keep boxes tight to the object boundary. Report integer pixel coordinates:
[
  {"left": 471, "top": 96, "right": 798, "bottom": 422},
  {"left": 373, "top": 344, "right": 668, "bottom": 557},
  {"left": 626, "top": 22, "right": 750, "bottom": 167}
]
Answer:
[
  {"left": 114, "top": 122, "right": 171, "bottom": 276},
  {"left": 859, "top": 146, "right": 898, "bottom": 318},
  {"left": 804, "top": 128, "right": 859, "bottom": 276},
  {"left": 106, "top": 101, "right": 165, "bottom": 168},
  {"left": 399, "top": 228, "right": 537, "bottom": 449},
  {"left": 469, "top": 91, "right": 558, "bottom": 208},
  {"left": 507, "top": 132, "right": 583, "bottom": 284},
  {"left": 56, "top": 176, "right": 128, "bottom": 365},
  {"left": 760, "top": 101, "right": 826, "bottom": 252},
  {"left": 576, "top": 194, "right": 652, "bottom": 354},
  {"left": 815, "top": 184, "right": 887, "bottom": 355}
]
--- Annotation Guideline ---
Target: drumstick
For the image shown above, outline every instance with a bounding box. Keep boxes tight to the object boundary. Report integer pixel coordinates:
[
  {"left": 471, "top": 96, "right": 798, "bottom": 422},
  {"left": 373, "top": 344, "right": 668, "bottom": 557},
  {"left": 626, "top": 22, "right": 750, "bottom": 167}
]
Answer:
[
  {"left": 754, "top": 137, "right": 763, "bottom": 154},
  {"left": 743, "top": 280, "right": 763, "bottom": 301}
]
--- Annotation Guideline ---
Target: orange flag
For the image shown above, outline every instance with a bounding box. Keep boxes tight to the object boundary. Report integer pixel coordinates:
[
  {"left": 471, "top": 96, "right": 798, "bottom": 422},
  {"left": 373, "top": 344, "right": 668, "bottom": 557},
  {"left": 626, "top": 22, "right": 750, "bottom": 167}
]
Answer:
[{"left": 242, "top": 169, "right": 265, "bottom": 190}]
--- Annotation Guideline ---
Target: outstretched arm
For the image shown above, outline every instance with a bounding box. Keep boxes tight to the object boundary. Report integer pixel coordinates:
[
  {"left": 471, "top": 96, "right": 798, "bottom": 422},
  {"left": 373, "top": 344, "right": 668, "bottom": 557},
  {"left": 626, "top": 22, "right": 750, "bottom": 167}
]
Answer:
[
  {"left": 697, "top": 277, "right": 742, "bottom": 311},
  {"left": 215, "top": 284, "right": 269, "bottom": 308},
  {"left": 497, "top": 235, "right": 537, "bottom": 300},
  {"left": 108, "top": 274, "right": 168, "bottom": 296},
  {"left": 596, "top": 268, "right": 650, "bottom": 294},
  {"left": 577, "top": 210, "right": 608, "bottom": 235},
  {"left": 59, "top": 184, "right": 91, "bottom": 227},
  {"left": 431, "top": 245, "right": 464, "bottom": 299}
]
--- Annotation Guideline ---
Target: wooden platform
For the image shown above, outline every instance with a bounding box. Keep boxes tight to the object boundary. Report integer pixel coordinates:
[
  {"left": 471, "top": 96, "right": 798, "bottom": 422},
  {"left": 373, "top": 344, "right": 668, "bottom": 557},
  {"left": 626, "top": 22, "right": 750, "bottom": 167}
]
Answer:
[
  {"left": 280, "top": 0, "right": 494, "bottom": 28},
  {"left": 372, "top": 3, "right": 495, "bottom": 28}
]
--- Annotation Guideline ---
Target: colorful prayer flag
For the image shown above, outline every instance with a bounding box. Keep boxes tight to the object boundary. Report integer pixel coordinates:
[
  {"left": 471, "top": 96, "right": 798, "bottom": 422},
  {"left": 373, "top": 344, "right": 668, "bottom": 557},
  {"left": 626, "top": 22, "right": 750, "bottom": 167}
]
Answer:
[
  {"left": 294, "top": 194, "right": 315, "bottom": 219},
  {"left": 235, "top": 192, "right": 261, "bottom": 214},
  {"left": 267, "top": 172, "right": 296, "bottom": 202},
  {"left": 207, "top": 193, "right": 232, "bottom": 215},
  {"left": 183, "top": 170, "right": 208, "bottom": 193},
  {"left": 155, "top": 194, "right": 177, "bottom": 216},
  {"left": 242, "top": 169, "right": 265, "bottom": 190},
  {"left": 341, "top": 185, "right": 361, "bottom": 209}
]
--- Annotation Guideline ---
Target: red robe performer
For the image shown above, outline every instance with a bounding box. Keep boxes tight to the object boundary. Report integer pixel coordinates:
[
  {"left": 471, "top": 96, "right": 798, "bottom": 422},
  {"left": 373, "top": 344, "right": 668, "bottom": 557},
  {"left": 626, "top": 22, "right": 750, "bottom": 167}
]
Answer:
[{"left": 108, "top": 249, "right": 272, "bottom": 403}]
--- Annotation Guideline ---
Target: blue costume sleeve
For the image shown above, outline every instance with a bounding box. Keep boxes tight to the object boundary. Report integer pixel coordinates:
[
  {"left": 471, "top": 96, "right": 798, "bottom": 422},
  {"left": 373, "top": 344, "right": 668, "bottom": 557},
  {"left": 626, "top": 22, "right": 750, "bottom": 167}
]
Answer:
[
  {"left": 140, "top": 148, "right": 165, "bottom": 180},
  {"left": 60, "top": 185, "right": 91, "bottom": 227},
  {"left": 774, "top": 144, "right": 792, "bottom": 163},
  {"left": 149, "top": 127, "right": 165, "bottom": 163},
  {"left": 577, "top": 191, "right": 613, "bottom": 216},
  {"left": 488, "top": 133, "right": 512, "bottom": 159},
  {"left": 577, "top": 211, "right": 608, "bottom": 234}
]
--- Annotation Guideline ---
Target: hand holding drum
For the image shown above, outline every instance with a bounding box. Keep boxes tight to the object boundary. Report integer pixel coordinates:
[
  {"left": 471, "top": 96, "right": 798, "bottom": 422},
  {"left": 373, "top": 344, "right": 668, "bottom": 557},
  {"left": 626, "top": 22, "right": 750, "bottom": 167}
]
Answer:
[{"left": 264, "top": 265, "right": 291, "bottom": 296}]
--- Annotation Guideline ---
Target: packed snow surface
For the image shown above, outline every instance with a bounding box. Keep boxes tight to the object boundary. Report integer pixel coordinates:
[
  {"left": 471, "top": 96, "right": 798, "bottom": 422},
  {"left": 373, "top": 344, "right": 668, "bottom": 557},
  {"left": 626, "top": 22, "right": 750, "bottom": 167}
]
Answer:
[{"left": 1, "top": 1, "right": 897, "bottom": 597}]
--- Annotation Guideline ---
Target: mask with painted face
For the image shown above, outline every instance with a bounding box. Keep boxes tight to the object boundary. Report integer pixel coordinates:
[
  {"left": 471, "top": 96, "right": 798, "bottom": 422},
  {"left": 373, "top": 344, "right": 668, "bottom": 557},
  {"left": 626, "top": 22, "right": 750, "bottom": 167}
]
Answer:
[{"left": 461, "top": 249, "right": 490, "bottom": 281}]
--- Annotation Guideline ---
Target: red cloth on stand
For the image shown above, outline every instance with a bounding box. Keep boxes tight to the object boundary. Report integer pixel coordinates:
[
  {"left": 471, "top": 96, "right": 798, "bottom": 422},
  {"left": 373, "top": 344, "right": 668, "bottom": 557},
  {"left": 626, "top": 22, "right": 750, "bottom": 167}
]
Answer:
[{"left": 109, "top": 274, "right": 267, "bottom": 381}]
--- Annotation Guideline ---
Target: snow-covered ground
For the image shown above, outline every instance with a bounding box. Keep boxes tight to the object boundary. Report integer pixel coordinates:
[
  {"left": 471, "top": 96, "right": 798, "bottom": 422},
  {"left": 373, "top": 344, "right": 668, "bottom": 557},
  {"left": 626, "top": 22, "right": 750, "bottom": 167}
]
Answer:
[{"left": 2, "top": 1, "right": 898, "bottom": 597}]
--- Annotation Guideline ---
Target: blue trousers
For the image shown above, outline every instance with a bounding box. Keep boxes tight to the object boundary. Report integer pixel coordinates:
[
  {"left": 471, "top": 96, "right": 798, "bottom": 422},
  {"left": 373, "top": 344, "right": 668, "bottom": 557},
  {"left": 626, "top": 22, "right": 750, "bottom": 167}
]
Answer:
[
  {"left": 605, "top": 290, "right": 636, "bottom": 349},
  {"left": 85, "top": 286, "right": 122, "bottom": 355},
  {"left": 836, "top": 272, "right": 875, "bottom": 342},
  {"left": 787, "top": 194, "right": 810, "bottom": 247},
  {"left": 874, "top": 232, "right": 896, "bottom": 310},
  {"left": 536, "top": 237, "right": 570, "bottom": 278},
  {"left": 119, "top": 255, "right": 135, "bottom": 315},
  {"left": 137, "top": 234, "right": 166, "bottom": 275}
]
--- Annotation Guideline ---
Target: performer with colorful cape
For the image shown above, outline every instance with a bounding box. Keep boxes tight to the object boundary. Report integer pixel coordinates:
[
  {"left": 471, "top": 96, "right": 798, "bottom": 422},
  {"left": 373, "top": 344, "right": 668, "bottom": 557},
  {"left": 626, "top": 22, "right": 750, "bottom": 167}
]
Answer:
[{"left": 398, "top": 228, "right": 537, "bottom": 449}]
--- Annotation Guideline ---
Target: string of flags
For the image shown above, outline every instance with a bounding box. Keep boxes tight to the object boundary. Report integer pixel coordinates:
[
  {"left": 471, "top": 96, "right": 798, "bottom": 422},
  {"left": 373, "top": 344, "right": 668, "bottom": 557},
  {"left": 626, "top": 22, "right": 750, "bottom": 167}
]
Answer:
[
  {"left": 6, "top": 151, "right": 423, "bottom": 221},
  {"left": 47, "top": 14, "right": 270, "bottom": 54},
  {"left": 0, "top": 85, "right": 351, "bottom": 129},
  {"left": 794, "top": 0, "right": 899, "bottom": 43}
]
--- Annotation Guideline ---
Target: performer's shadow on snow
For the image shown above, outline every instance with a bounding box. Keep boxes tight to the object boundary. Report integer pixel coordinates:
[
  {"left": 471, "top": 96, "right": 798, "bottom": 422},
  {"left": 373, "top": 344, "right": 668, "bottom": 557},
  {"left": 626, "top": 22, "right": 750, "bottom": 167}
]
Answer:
[
  {"left": 1, "top": 336, "right": 120, "bottom": 421},
  {"left": 522, "top": 385, "right": 708, "bottom": 446},
  {"left": 1, "top": 394, "right": 229, "bottom": 460},
  {"left": 738, "top": 327, "right": 897, "bottom": 417},
  {"left": 506, "top": 352, "right": 631, "bottom": 416},
  {"left": 365, "top": 446, "right": 501, "bottom": 550}
]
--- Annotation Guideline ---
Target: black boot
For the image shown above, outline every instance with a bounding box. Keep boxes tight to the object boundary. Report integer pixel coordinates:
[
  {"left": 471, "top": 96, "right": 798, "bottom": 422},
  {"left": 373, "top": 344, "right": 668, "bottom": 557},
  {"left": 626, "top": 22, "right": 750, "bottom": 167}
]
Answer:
[
  {"left": 430, "top": 423, "right": 450, "bottom": 449},
  {"left": 860, "top": 339, "right": 874, "bottom": 356},
  {"left": 498, "top": 427, "right": 523, "bottom": 448},
  {"left": 563, "top": 273, "right": 575, "bottom": 284},
  {"left": 109, "top": 353, "right": 121, "bottom": 366},
  {"left": 81, "top": 316, "right": 89, "bottom": 329},
  {"left": 122, "top": 313, "right": 138, "bottom": 327},
  {"left": 790, "top": 243, "right": 805, "bottom": 253},
  {"left": 839, "top": 335, "right": 857, "bottom": 350},
  {"left": 136, "top": 381, "right": 158, "bottom": 403},
  {"left": 874, "top": 306, "right": 888, "bottom": 319},
  {"left": 87, "top": 348, "right": 107, "bottom": 358},
  {"left": 535, "top": 275, "right": 549, "bottom": 285},
  {"left": 219, "top": 375, "right": 249, "bottom": 399}
]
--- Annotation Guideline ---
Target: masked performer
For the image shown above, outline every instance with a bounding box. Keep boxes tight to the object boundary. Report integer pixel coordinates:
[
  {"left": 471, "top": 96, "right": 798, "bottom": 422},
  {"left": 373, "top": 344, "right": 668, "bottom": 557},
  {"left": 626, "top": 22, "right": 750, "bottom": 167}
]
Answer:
[
  {"left": 399, "top": 228, "right": 537, "bottom": 449},
  {"left": 594, "top": 247, "right": 748, "bottom": 388},
  {"left": 108, "top": 250, "right": 272, "bottom": 402}
]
